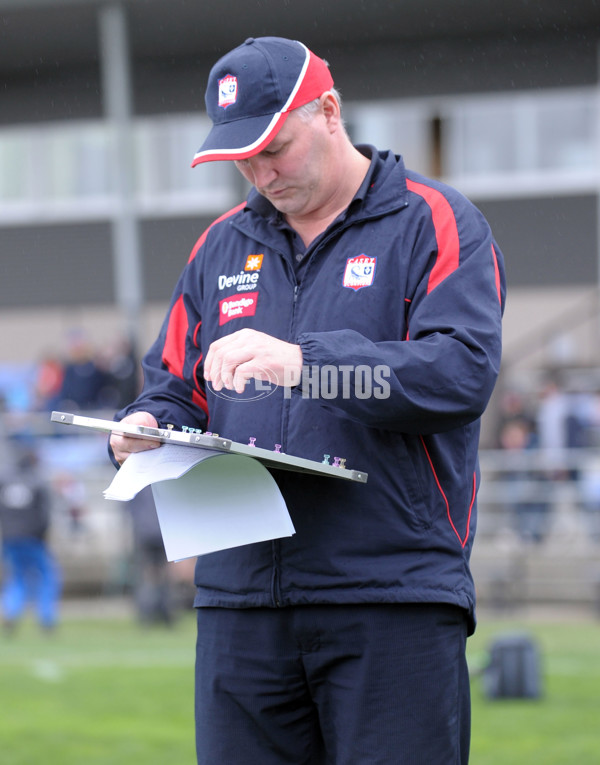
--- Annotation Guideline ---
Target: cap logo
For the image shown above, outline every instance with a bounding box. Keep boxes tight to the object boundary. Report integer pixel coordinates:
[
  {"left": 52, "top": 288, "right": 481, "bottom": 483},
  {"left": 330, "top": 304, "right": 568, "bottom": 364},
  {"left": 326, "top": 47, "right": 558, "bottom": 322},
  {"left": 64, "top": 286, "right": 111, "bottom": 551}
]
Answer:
[
  {"left": 193, "top": 39, "right": 335, "bottom": 166},
  {"left": 218, "top": 74, "right": 238, "bottom": 108}
]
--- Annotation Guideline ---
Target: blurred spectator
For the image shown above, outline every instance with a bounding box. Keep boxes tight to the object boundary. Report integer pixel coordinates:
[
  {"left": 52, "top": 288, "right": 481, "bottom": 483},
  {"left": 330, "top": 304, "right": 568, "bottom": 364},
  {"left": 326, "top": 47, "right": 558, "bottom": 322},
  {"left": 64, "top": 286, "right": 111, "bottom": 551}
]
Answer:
[
  {"left": 0, "top": 446, "right": 62, "bottom": 633},
  {"left": 125, "top": 486, "right": 174, "bottom": 626},
  {"left": 56, "top": 330, "right": 107, "bottom": 411},
  {"left": 496, "top": 375, "right": 600, "bottom": 544},
  {"left": 0, "top": 395, "right": 13, "bottom": 467},
  {"left": 497, "top": 388, "right": 533, "bottom": 427},
  {"left": 575, "top": 390, "right": 600, "bottom": 542},
  {"left": 580, "top": 461, "right": 600, "bottom": 542},
  {"left": 31, "top": 353, "right": 64, "bottom": 412},
  {"left": 96, "top": 337, "right": 140, "bottom": 410},
  {"left": 495, "top": 387, "right": 537, "bottom": 447},
  {"left": 498, "top": 416, "right": 551, "bottom": 544},
  {"left": 53, "top": 471, "right": 88, "bottom": 536},
  {"left": 536, "top": 371, "right": 572, "bottom": 479},
  {"left": 32, "top": 332, "right": 140, "bottom": 413}
]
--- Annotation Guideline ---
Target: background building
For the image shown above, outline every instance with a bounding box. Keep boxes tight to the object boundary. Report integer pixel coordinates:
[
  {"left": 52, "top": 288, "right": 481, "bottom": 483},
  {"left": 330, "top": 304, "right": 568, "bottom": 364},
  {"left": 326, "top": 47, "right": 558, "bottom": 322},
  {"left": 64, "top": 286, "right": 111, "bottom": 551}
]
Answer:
[
  {"left": 1, "top": 0, "right": 599, "bottom": 394},
  {"left": 2, "top": 0, "right": 600, "bottom": 605}
]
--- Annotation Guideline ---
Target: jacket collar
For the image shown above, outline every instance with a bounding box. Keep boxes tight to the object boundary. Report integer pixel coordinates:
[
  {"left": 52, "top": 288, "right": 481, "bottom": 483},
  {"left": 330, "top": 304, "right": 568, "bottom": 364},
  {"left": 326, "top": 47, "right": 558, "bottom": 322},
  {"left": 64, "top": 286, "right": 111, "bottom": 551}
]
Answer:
[{"left": 238, "top": 145, "right": 409, "bottom": 239}]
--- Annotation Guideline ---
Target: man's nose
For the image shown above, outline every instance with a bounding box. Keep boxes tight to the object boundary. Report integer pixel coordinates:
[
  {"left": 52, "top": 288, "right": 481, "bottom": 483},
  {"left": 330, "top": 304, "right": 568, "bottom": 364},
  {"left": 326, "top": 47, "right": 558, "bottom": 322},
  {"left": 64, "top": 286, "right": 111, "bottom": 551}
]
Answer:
[{"left": 245, "top": 155, "right": 276, "bottom": 188}]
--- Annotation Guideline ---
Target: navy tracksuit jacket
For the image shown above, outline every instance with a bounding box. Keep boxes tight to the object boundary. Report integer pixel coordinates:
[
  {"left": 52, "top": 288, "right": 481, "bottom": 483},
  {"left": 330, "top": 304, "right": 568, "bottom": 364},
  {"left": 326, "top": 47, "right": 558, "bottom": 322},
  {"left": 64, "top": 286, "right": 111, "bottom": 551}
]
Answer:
[{"left": 116, "top": 146, "right": 506, "bottom": 631}]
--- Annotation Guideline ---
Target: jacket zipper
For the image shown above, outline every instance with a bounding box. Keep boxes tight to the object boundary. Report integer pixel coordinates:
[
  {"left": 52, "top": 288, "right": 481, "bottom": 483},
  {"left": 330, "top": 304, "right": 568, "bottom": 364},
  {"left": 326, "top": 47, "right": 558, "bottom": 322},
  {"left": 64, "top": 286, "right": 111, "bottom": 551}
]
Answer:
[
  {"left": 271, "top": 540, "right": 282, "bottom": 607},
  {"left": 270, "top": 257, "right": 298, "bottom": 608}
]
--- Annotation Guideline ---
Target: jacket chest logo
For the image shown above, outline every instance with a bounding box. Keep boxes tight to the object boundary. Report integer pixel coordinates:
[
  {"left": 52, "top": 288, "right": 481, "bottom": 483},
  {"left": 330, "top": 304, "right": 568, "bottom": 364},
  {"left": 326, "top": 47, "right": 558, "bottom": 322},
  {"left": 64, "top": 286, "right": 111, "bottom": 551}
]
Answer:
[
  {"left": 217, "top": 254, "right": 264, "bottom": 292},
  {"left": 343, "top": 255, "right": 377, "bottom": 291},
  {"left": 219, "top": 291, "right": 258, "bottom": 325}
]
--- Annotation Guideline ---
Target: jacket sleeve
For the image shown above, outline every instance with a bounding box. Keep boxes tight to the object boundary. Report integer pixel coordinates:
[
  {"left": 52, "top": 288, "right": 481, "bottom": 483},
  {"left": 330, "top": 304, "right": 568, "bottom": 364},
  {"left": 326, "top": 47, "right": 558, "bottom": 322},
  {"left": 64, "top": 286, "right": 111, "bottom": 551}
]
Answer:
[
  {"left": 115, "top": 253, "right": 209, "bottom": 432},
  {"left": 114, "top": 203, "right": 247, "bottom": 430},
  {"left": 297, "top": 190, "right": 506, "bottom": 435}
]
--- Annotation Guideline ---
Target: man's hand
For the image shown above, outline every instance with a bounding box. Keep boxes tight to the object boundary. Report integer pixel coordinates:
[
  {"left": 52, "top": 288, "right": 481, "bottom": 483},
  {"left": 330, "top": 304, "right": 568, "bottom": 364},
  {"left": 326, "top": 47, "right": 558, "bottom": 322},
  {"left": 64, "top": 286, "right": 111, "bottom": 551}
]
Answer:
[
  {"left": 204, "top": 328, "right": 303, "bottom": 394},
  {"left": 110, "top": 411, "right": 161, "bottom": 465}
]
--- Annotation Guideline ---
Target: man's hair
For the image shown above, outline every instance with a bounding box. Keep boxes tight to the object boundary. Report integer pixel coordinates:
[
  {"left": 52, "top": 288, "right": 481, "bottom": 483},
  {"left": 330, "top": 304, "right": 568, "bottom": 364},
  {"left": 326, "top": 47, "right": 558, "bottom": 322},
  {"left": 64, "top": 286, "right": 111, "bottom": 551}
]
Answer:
[{"left": 295, "top": 86, "right": 343, "bottom": 124}]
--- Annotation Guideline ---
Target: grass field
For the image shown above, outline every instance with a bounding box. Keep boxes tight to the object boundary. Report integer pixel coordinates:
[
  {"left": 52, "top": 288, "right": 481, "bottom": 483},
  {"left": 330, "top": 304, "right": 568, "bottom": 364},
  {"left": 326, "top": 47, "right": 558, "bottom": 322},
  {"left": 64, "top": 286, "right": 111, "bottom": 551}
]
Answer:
[
  {"left": 0, "top": 608, "right": 198, "bottom": 765},
  {"left": 1, "top": 604, "right": 599, "bottom": 764},
  {"left": 468, "top": 613, "right": 600, "bottom": 764}
]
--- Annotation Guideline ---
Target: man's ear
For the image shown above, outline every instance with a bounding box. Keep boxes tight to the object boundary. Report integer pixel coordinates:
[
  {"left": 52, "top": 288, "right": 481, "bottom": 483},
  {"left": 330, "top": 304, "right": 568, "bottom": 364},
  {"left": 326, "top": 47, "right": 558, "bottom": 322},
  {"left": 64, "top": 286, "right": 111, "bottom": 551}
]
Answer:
[{"left": 320, "top": 91, "right": 342, "bottom": 132}]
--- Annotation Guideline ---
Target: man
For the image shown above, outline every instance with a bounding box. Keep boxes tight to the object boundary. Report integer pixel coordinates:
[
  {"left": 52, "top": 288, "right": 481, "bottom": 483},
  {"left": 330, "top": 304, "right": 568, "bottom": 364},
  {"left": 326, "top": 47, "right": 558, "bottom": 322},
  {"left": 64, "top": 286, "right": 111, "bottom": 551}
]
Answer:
[
  {"left": 0, "top": 446, "right": 61, "bottom": 633},
  {"left": 110, "top": 36, "right": 506, "bottom": 765},
  {"left": 125, "top": 486, "right": 175, "bottom": 625}
]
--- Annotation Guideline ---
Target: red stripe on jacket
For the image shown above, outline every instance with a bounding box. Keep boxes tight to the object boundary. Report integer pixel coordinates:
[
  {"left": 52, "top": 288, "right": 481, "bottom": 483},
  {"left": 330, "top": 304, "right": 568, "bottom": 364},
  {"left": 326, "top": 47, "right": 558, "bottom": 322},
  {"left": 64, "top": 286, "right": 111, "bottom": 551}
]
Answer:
[
  {"left": 162, "top": 296, "right": 208, "bottom": 415},
  {"left": 160, "top": 203, "right": 248, "bottom": 415},
  {"left": 406, "top": 178, "right": 460, "bottom": 294},
  {"left": 420, "top": 435, "right": 475, "bottom": 547},
  {"left": 163, "top": 294, "right": 187, "bottom": 379},
  {"left": 491, "top": 243, "right": 502, "bottom": 305}
]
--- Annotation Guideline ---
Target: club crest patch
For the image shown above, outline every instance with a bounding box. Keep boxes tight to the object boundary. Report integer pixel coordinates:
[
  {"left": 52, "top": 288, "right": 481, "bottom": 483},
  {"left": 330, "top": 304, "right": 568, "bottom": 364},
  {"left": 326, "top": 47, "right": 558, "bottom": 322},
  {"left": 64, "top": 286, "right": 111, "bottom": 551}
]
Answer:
[
  {"left": 218, "top": 75, "right": 238, "bottom": 108},
  {"left": 343, "top": 255, "right": 377, "bottom": 291}
]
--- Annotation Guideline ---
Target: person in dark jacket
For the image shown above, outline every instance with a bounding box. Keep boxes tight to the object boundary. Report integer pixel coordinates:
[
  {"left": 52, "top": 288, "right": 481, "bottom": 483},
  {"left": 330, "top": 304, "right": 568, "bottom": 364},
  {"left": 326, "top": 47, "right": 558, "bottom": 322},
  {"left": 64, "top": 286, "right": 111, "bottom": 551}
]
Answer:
[
  {"left": 125, "top": 486, "right": 174, "bottom": 625},
  {"left": 110, "top": 37, "right": 506, "bottom": 765},
  {"left": 0, "top": 447, "right": 61, "bottom": 632}
]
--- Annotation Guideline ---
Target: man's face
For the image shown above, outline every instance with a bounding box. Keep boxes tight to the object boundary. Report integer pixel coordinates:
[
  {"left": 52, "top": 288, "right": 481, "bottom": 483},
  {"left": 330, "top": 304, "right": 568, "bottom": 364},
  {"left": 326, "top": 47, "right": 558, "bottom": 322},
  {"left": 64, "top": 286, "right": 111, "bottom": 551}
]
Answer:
[{"left": 234, "top": 105, "right": 332, "bottom": 221}]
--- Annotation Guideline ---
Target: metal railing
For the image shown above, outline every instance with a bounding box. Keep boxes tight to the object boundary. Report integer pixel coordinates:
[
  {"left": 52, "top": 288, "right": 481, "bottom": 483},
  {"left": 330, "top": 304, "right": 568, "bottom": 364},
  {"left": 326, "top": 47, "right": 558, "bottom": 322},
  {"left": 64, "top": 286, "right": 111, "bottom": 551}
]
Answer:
[
  {"left": 474, "top": 447, "right": 600, "bottom": 612},
  {"left": 2, "top": 412, "right": 600, "bottom": 606}
]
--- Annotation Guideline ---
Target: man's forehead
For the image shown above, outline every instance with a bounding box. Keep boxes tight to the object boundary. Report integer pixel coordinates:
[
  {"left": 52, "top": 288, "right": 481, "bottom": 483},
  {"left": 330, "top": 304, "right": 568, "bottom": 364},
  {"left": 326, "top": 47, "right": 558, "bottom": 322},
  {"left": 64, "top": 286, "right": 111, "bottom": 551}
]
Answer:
[{"left": 257, "top": 110, "right": 304, "bottom": 153}]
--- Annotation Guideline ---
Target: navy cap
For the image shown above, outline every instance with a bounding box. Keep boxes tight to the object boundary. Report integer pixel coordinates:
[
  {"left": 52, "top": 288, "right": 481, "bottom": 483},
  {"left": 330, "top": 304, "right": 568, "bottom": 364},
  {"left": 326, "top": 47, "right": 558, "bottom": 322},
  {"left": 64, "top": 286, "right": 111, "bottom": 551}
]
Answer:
[{"left": 192, "top": 37, "right": 334, "bottom": 166}]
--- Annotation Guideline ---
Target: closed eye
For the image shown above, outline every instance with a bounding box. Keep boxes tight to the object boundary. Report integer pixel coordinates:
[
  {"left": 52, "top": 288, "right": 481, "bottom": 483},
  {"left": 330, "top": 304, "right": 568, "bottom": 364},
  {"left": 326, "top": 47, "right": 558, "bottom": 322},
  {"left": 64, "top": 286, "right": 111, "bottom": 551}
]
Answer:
[{"left": 261, "top": 141, "right": 289, "bottom": 158}]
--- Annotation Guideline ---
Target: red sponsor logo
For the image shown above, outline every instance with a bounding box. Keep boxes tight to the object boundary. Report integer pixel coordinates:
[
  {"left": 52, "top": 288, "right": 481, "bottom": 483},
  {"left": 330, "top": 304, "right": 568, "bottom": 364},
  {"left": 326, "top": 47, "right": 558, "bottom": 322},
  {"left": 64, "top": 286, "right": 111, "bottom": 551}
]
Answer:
[{"left": 219, "top": 291, "right": 258, "bottom": 326}]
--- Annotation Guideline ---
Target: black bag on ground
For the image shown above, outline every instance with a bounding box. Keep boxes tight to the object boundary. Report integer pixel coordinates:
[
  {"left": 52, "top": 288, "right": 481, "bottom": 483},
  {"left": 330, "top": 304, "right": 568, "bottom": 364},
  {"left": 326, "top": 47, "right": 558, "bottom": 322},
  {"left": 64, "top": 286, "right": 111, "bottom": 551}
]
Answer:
[{"left": 482, "top": 633, "right": 542, "bottom": 699}]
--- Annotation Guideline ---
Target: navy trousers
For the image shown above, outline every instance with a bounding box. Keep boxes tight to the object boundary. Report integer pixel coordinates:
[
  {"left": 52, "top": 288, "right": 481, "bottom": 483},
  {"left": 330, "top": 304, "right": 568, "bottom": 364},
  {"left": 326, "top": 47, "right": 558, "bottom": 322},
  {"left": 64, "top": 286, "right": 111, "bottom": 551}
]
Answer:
[{"left": 195, "top": 602, "right": 471, "bottom": 764}]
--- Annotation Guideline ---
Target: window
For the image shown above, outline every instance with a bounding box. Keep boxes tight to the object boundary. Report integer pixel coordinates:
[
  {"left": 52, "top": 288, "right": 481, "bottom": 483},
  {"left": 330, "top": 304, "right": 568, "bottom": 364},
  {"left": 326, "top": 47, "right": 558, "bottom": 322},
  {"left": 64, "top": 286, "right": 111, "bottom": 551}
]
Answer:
[{"left": 0, "top": 86, "right": 597, "bottom": 223}]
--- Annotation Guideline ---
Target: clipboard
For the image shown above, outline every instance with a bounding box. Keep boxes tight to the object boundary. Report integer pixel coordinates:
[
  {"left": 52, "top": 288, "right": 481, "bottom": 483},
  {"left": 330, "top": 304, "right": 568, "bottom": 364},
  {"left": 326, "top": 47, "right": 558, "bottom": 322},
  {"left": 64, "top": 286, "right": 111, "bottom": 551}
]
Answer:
[{"left": 50, "top": 411, "right": 368, "bottom": 483}]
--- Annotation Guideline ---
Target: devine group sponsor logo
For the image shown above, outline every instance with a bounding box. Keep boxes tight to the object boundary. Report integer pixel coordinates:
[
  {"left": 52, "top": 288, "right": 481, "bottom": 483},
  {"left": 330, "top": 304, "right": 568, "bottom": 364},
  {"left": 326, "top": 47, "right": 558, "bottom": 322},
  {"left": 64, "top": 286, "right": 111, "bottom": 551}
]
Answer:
[
  {"left": 219, "top": 291, "right": 258, "bottom": 325},
  {"left": 244, "top": 254, "right": 264, "bottom": 271},
  {"left": 218, "top": 271, "right": 260, "bottom": 292},
  {"left": 218, "top": 255, "right": 264, "bottom": 292}
]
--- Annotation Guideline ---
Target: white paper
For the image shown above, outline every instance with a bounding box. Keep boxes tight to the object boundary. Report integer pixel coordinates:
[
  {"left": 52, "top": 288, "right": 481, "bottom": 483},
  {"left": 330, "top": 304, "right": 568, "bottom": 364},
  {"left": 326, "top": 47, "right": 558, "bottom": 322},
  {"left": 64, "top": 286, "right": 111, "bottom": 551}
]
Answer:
[
  {"left": 151, "top": 454, "right": 295, "bottom": 560},
  {"left": 104, "top": 444, "right": 295, "bottom": 561},
  {"left": 103, "top": 444, "right": 220, "bottom": 501}
]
